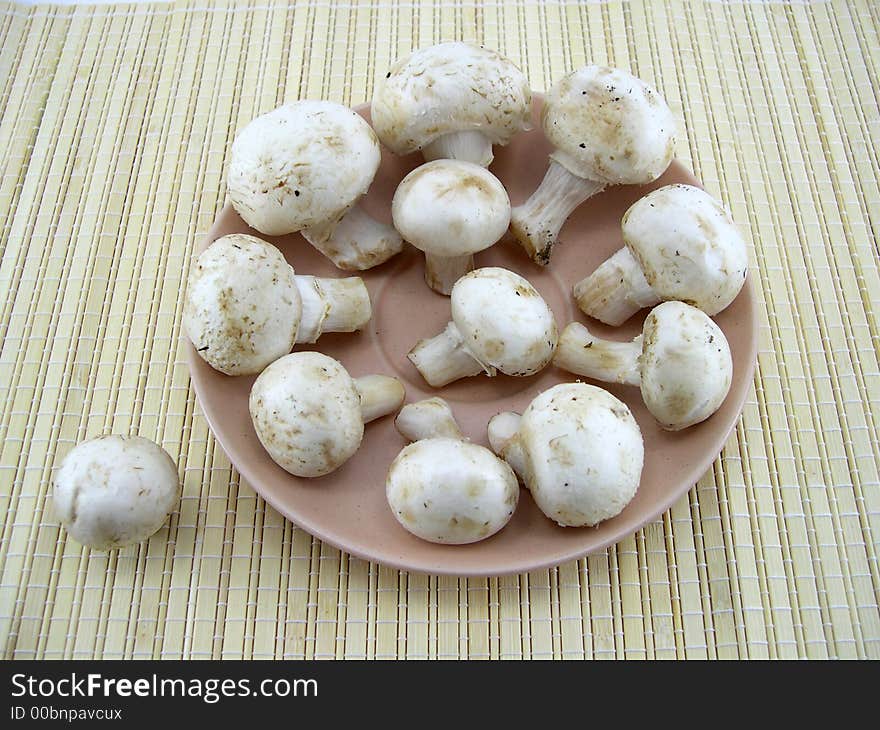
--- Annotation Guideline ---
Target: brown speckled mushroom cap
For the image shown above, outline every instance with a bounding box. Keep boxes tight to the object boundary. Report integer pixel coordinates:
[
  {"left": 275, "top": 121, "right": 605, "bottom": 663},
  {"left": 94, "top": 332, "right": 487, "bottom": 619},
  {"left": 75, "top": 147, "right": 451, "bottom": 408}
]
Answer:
[
  {"left": 543, "top": 65, "right": 676, "bottom": 184},
  {"left": 371, "top": 42, "right": 532, "bottom": 156},
  {"left": 227, "top": 101, "right": 381, "bottom": 236}
]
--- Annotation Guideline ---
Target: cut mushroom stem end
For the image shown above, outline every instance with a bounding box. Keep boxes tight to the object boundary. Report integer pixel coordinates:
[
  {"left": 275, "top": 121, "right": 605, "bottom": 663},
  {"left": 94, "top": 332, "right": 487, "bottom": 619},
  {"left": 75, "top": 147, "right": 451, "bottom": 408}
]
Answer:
[
  {"left": 302, "top": 202, "right": 404, "bottom": 271},
  {"left": 487, "top": 411, "right": 527, "bottom": 484},
  {"left": 422, "top": 130, "right": 495, "bottom": 167},
  {"left": 572, "top": 247, "right": 660, "bottom": 326},
  {"left": 294, "top": 275, "right": 372, "bottom": 344},
  {"left": 395, "top": 398, "right": 464, "bottom": 442},
  {"left": 553, "top": 321, "right": 643, "bottom": 386},
  {"left": 355, "top": 375, "right": 406, "bottom": 424},
  {"left": 424, "top": 253, "right": 474, "bottom": 295},
  {"left": 407, "top": 321, "right": 493, "bottom": 388}
]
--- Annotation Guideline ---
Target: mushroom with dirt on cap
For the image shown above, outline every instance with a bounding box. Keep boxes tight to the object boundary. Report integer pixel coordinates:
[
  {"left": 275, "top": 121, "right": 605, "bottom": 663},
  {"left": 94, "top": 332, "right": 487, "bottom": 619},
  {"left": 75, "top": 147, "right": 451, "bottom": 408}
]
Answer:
[
  {"left": 249, "top": 352, "right": 405, "bottom": 478},
  {"left": 488, "top": 383, "right": 644, "bottom": 527},
  {"left": 386, "top": 398, "right": 519, "bottom": 544},
  {"left": 185, "top": 234, "right": 372, "bottom": 376},
  {"left": 554, "top": 301, "right": 733, "bottom": 431},
  {"left": 392, "top": 160, "right": 511, "bottom": 294},
  {"left": 510, "top": 66, "right": 676, "bottom": 266},
  {"left": 407, "top": 267, "right": 558, "bottom": 387},
  {"left": 372, "top": 41, "right": 532, "bottom": 167},
  {"left": 227, "top": 100, "right": 403, "bottom": 270},
  {"left": 573, "top": 184, "right": 749, "bottom": 326},
  {"left": 53, "top": 435, "right": 181, "bottom": 550}
]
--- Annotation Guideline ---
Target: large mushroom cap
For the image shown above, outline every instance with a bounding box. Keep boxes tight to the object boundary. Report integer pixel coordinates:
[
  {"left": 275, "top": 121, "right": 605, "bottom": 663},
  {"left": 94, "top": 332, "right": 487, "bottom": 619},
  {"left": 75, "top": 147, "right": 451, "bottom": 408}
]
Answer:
[
  {"left": 392, "top": 160, "right": 511, "bottom": 257},
  {"left": 639, "top": 301, "right": 733, "bottom": 430},
  {"left": 249, "top": 352, "right": 364, "bottom": 477},
  {"left": 53, "top": 435, "right": 180, "bottom": 550},
  {"left": 386, "top": 438, "right": 519, "bottom": 544},
  {"left": 623, "top": 184, "right": 749, "bottom": 315},
  {"left": 451, "top": 267, "right": 558, "bottom": 376},
  {"left": 371, "top": 41, "right": 532, "bottom": 156},
  {"left": 518, "top": 383, "right": 644, "bottom": 527},
  {"left": 184, "top": 234, "right": 302, "bottom": 376},
  {"left": 227, "top": 101, "right": 381, "bottom": 236},
  {"left": 543, "top": 65, "right": 675, "bottom": 184}
]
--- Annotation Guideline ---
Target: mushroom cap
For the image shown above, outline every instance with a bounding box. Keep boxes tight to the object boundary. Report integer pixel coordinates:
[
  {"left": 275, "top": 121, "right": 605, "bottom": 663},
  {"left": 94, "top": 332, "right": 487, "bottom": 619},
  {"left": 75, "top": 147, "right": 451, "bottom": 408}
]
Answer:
[
  {"left": 451, "top": 267, "right": 558, "bottom": 376},
  {"left": 623, "top": 184, "right": 749, "bottom": 315},
  {"left": 391, "top": 160, "right": 511, "bottom": 257},
  {"left": 516, "top": 383, "right": 644, "bottom": 527},
  {"left": 543, "top": 65, "right": 676, "bottom": 184},
  {"left": 386, "top": 438, "right": 519, "bottom": 544},
  {"left": 371, "top": 41, "right": 532, "bottom": 156},
  {"left": 249, "top": 352, "right": 364, "bottom": 477},
  {"left": 227, "top": 101, "right": 381, "bottom": 235},
  {"left": 53, "top": 435, "right": 180, "bottom": 550},
  {"left": 639, "top": 301, "right": 733, "bottom": 430},
  {"left": 184, "top": 234, "right": 301, "bottom": 376}
]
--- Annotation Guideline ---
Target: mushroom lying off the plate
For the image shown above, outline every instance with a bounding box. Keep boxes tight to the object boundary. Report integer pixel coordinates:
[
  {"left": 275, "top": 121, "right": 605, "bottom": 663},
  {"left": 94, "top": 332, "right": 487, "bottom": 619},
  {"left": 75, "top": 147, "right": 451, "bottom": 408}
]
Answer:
[
  {"left": 53, "top": 435, "right": 181, "bottom": 550},
  {"left": 392, "top": 160, "right": 511, "bottom": 294},
  {"left": 488, "top": 383, "right": 644, "bottom": 527},
  {"left": 408, "top": 267, "right": 558, "bottom": 387},
  {"left": 510, "top": 66, "right": 676, "bottom": 266},
  {"left": 372, "top": 41, "right": 532, "bottom": 167},
  {"left": 227, "top": 101, "right": 403, "bottom": 270},
  {"left": 554, "top": 301, "right": 733, "bottom": 430},
  {"left": 573, "top": 184, "right": 749, "bottom": 325},
  {"left": 249, "top": 352, "right": 405, "bottom": 477},
  {"left": 386, "top": 398, "right": 519, "bottom": 544},
  {"left": 184, "top": 234, "right": 372, "bottom": 376}
]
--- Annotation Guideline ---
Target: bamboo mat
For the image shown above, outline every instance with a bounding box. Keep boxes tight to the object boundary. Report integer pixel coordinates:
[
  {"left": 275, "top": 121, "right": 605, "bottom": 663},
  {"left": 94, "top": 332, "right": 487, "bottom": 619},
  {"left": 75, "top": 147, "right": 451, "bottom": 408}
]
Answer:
[{"left": 1, "top": 0, "right": 878, "bottom": 660}]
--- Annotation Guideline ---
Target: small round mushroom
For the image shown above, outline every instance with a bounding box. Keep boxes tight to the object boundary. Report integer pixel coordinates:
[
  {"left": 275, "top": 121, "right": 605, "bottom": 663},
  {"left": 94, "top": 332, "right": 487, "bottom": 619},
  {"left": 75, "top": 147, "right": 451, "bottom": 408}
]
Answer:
[
  {"left": 488, "top": 383, "right": 643, "bottom": 527},
  {"left": 249, "top": 352, "right": 405, "bottom": 477},
  {"left": 53, "top": 435, "right": 181, "bottom": 550},
  {"left": 554, "top": 301, "right": 733, "bottom": 430},
  {"left": 227, "top": 101, "right": 403, "bottom": 270},
  {"left": 510, "top": 66, "right": 676, "bottom": 265},
  {"left": 573, "top": 184, "right": 749, "bottom": 325},
  {"left": 372, "top": 41, "right": 532, "bottom": 167},
  {"left": 184, "top": 234, "right": 372, "bottom": 376},
  {"left": 392, "top": 160, "right": 511, "bottom": 294},
  {"left": 386, "top": 398, "right": 519, "bottom": 544},
  {"left": 407, "top": 267, "right": 558, "bottom": 387}
]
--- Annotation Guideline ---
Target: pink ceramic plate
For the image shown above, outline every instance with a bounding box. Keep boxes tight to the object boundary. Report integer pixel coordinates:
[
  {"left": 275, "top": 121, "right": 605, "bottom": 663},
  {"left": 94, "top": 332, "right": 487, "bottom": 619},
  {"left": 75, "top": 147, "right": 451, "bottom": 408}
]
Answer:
[{"left": 187, "top": 98, "right": 758, "bottom": 576}]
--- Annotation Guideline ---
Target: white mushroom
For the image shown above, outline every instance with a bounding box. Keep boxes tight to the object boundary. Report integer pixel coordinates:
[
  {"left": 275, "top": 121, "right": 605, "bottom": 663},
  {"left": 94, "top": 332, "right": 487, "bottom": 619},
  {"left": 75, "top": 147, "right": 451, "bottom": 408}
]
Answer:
[
  {"left": 554, "top": 301, "right": 733, "bottom": 430},
  {"left": 249, "top": 352, "right": 405, "bottom": 477},
  {"left": 227, "top": 101, "right": 403, "bottom": 270},
  {"left": 510, "top": 66, "right": 676, "bottom": 265},
  {"left": 408, "top": 267, "right": 558, "bottom": 387},
  {"left": 184, "top": 234, "right": 372, "bottom": 376},
  {"left": 573, "top": 184, "right": 749, "bottom": 325},
  {"left": 372, "top": 41, "right": 532, "bottom": 167},
  {"left": 53, "top": 435, "right": 181, "bottom": 550},
  {"left": 392, "top": 160, "right": 511, "bottom": 294},
  {"left": 386, "top": 398, "right": 519, "bottom": 544},
  {"left": 488, "top": 383, "right": 644, "bottom": 527}
]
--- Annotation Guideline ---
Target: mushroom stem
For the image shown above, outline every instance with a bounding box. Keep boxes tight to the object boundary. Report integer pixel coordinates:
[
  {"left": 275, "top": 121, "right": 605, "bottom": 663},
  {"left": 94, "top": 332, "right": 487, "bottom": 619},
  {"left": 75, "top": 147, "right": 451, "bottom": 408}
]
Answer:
[
  {"left": 354, "top": 375, "right": 406, "bottom": 424},
  {"left": 422, "top": 130, "right": 494, "bottom": 167},
  {"left": 553, "top": 321, "right": 643, "bottom": 386},
  {"left": 407, "top": 321, "right": 494, "bottom": 388},
  {"left": 294, "top": 276, "right": 372, "bottom": 344},
  {"left": 395, "top": 398, "right": 463, "bottom": 442},
  {"left": 424, "top": 252, "right": 474, "bottom": 295},
  {"left": 301, "top": 202, "right": 404, "bottom": 271},
  {"left": 572, "top": 247, "right": 660, "bottom": 326},
  {"left": 509, "top": 160, "right": 605, "bottom": 265},
  {"left": 487, "top": 412, "right": 528, "bottom": 483}
]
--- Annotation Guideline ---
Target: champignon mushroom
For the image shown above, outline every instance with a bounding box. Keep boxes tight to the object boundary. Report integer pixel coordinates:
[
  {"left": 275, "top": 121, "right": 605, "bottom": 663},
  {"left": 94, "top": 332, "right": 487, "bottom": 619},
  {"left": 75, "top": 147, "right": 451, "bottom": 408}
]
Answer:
[
  {"left": 53, "top": 435, "right": 181, "bottom": 550},
  {"left": 392, "top": 160, "right": 511, "bottom": 294},
  {"left": 510, "top": 66, "right": 676, "bottom": 265},
  {"left": 554, "top": 301, "right": 733, "bottom": 430},
  {"left": 184, "top": 234, "right": 372, "bottom": 376},
  {"left": 386, "top": 398, "right": 519, "bottom": 544},
  {"left": 407, "top": 267, "right": 558, "bottom": 387},
  {"left": 372, "top": 41, "right": 532, "bottom": 167},
  {"left": 249, "top": 352, "right": 405, "bottom": 477},
  {"left": 227, "top": 101, "right": 403, "bottom": 270},
  {"left": 487, "top": 383, "right": 644, "bottom": 527},
  {"left": 573, "top": 184, "right": 749, "bottom": 325}
]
